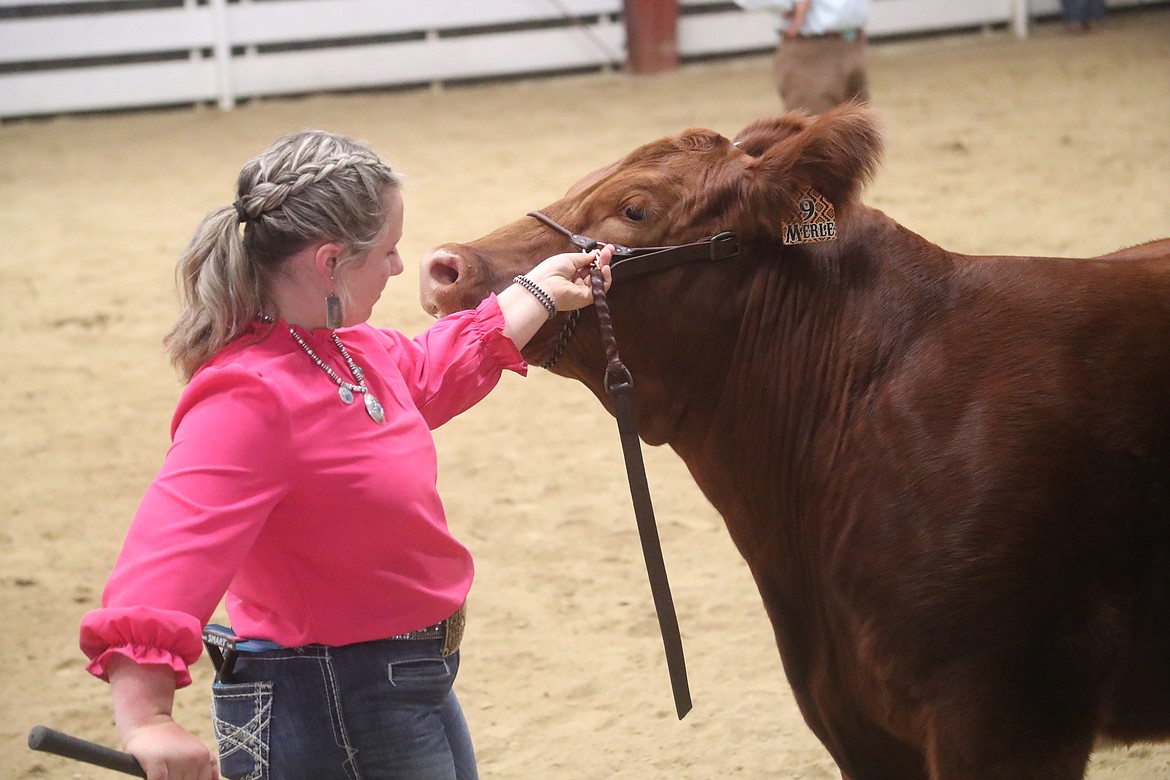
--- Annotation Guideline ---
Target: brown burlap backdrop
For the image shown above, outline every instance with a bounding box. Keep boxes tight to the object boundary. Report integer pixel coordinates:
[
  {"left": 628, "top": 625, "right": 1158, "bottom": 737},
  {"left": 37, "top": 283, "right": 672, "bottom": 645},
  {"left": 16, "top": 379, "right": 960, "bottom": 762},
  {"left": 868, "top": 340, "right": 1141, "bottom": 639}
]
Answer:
[{"left": 3, "top": 10, "right": 1169, "bottom": 778}]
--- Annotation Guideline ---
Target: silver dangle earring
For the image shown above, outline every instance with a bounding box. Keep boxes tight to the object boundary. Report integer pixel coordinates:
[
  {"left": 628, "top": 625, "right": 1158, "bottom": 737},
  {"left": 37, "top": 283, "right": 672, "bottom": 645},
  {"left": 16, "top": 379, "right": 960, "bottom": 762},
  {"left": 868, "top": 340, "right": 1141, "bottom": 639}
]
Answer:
[{"left": 325, "top": 271, "right": 342, "bottom": 329}]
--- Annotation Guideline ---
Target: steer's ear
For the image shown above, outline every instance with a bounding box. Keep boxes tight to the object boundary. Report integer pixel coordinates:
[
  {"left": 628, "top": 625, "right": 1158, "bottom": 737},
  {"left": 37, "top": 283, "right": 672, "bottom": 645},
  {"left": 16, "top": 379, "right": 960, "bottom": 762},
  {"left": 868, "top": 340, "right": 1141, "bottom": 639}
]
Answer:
[
  {"left": 789, "top": 105, "right": 883, "bottom": 205},
  {"left": 735, "top": 105, "right": 882, "bottom": 232},
  {"left": 733, "top": 113, "right": 812, "bottom": 158}
]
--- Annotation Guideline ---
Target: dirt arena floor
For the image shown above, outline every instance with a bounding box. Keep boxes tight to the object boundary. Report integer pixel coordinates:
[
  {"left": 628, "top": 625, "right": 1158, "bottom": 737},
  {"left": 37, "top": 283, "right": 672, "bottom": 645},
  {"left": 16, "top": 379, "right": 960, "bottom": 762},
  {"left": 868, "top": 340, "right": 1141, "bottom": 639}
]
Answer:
[{"left": 3, "top": 8, "right": 1169, "bottom": 778}]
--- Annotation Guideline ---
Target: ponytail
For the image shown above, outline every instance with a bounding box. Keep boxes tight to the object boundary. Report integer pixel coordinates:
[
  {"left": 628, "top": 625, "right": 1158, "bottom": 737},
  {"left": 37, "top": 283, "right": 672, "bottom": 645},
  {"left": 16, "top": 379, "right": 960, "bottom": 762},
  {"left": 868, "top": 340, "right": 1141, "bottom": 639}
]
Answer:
[{"left": 164, "top": 206, "right": 269, "bottom": 382}]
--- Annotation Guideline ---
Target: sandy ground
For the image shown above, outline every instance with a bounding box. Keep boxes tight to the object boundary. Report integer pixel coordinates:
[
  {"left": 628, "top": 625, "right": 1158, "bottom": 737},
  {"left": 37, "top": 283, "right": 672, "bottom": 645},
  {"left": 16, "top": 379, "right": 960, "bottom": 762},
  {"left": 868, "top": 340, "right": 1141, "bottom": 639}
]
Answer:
[{"left": 3, "top": 9, "right": 1170, "bottom": 779}]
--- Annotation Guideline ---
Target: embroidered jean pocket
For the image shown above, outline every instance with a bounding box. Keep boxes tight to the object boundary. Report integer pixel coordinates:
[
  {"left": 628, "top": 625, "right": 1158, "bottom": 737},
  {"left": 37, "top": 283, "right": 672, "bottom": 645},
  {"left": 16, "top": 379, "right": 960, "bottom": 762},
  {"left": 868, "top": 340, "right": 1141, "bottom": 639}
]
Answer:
[{"left": 211, "top": 680, "right": 273, "bottom": 780}]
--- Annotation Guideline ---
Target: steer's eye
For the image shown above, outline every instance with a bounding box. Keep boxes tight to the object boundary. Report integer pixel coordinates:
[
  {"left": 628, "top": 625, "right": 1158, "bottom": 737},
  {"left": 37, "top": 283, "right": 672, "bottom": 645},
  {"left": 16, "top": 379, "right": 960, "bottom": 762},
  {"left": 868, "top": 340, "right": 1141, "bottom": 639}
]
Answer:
[{"left": 623, "top": 204, "right": 646, "bottom": 221}]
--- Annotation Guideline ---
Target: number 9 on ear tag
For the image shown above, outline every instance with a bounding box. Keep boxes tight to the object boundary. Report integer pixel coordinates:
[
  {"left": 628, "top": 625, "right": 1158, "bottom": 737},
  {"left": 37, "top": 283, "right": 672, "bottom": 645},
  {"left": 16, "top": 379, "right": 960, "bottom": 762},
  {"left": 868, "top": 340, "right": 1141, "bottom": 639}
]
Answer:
[{"left": 782, "top": 187, "right": 837, "bottom": 245}]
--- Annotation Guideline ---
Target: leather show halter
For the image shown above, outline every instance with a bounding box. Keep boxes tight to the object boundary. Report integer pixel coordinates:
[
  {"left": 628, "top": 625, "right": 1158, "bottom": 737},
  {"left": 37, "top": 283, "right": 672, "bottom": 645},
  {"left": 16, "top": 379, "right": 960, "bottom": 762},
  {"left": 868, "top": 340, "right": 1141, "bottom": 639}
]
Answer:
[
  {"left": 527, "top": 210, "right": 739, "bottom": 369},
  {"left": 527, "top": 210, "right": 740, "bottom": 720},
  {"left": 528, "top": 209, "right": 739, "bottom": 283}
]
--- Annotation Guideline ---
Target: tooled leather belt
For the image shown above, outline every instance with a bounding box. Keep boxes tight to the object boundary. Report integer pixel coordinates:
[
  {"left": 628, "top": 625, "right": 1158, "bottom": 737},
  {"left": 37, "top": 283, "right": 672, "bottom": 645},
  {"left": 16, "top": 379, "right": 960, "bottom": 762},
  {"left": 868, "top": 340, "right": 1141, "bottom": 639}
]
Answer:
[{"left": 390, "top": 602, "right": 467, "bottom": 657}]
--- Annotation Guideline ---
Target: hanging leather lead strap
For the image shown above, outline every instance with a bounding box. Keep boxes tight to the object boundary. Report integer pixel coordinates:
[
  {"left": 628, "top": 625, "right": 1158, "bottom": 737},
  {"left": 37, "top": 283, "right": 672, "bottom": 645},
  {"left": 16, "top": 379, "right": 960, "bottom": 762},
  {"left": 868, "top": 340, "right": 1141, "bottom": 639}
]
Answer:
[{"left": 591, "top": 267, "right": 692, "bottom": 720}]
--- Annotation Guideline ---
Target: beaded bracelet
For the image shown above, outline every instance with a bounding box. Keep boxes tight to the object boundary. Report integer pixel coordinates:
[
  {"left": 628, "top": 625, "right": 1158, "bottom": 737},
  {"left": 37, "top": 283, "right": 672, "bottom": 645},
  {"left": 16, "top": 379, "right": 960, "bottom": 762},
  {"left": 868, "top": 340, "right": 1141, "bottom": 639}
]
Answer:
[{"left": 513, "top": 275, "right": 558, "bottom": 319}]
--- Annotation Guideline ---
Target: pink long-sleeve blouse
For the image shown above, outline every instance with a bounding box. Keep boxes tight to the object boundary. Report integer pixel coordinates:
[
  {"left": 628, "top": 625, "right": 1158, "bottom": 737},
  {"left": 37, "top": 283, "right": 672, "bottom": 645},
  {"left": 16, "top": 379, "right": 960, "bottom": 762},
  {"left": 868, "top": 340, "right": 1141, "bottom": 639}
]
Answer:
[{"left": 80, "top": 295, "right": 525, "bottom": 687}]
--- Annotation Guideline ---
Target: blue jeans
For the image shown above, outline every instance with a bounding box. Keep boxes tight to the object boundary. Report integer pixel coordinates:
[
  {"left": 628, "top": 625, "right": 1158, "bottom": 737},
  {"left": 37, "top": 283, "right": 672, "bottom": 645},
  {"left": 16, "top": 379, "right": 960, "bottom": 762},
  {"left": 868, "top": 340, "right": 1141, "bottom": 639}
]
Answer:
[{"left": 210, "top": 636, "right": 477, "bottom": 780}]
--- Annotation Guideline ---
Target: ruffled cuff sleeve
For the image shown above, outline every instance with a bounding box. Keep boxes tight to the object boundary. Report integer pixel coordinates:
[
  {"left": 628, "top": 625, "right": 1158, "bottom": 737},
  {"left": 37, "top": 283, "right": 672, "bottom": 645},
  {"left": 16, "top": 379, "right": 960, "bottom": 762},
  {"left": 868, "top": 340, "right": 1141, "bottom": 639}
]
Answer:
[
  {"left": 470, "top": 293, "right": 528, "bottom": 375},
  {"left": 80, "top": 606, "right": 204, "bottom": 688}
]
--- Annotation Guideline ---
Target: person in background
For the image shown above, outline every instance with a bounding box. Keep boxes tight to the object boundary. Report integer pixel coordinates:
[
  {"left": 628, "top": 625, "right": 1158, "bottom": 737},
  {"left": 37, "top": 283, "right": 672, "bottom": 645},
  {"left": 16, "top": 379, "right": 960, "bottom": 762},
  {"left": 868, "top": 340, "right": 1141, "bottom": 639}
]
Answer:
[
  {"left": 1060, "top": 0, "right": 1106, "bottom": 32},
  {"left": 79, "top": 129, "right": 613, "bottom": 780},
  {"left": 735, "top": 0, "right": 871, "bottom": 115}
]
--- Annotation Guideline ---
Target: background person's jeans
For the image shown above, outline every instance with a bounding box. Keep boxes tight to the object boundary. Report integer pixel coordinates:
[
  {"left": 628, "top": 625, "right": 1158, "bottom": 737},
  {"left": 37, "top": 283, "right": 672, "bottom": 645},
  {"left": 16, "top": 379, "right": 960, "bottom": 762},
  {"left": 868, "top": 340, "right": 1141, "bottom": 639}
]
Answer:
[
  {"left": 211, "top": 636, "right": 477, "bottom": 780},
  {"left": 1060, "top": 0, "right": 1106, "bottom": 24}
]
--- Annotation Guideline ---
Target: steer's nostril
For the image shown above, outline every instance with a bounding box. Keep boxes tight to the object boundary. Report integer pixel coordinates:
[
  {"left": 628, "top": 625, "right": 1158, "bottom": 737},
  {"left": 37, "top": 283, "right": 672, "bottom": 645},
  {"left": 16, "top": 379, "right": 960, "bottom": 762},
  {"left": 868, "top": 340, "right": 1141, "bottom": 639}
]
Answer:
[{"left": 429, "top": 256, "right": 460, "bottom": 286}]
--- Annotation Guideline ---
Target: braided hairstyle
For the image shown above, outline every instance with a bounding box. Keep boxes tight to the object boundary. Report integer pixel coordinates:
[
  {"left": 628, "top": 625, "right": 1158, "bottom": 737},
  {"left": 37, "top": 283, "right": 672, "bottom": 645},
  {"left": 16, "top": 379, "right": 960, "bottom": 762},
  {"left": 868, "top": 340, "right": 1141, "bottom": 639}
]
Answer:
[{"left": 165, "top": 130, "right": 401, "bottom": 381}]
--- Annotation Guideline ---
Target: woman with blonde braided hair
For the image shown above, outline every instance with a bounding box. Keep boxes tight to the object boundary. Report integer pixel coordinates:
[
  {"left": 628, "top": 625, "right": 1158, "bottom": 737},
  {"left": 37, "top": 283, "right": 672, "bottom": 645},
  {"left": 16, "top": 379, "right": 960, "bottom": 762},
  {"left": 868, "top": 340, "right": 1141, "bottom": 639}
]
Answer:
[{"left": 80, "top": 129, "right": 614, "bottom": 780}]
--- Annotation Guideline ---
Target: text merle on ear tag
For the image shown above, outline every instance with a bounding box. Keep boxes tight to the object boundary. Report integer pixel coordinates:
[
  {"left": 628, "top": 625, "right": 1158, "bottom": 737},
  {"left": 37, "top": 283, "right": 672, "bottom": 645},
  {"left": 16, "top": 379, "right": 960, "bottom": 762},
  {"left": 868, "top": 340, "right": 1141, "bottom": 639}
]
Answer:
[{"left": 782, "top": 187, "right": 837, "bottom": 245}]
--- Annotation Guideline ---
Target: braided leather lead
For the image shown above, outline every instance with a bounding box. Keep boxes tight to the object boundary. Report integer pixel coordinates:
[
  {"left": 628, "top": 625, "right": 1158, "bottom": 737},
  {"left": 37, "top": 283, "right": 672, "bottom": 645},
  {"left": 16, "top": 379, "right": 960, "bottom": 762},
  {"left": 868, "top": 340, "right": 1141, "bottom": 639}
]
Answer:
[{"left": 591, "top": 265, "right": 630, "bottom": 388}]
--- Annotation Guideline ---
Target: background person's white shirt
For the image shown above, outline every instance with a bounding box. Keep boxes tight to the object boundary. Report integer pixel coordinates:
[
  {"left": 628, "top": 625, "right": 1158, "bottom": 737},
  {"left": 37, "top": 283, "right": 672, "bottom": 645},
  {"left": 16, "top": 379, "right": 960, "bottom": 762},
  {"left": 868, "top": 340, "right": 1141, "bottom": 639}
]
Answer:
[{"left": 734, "top": 0, "right": 870, "bottom": 36}]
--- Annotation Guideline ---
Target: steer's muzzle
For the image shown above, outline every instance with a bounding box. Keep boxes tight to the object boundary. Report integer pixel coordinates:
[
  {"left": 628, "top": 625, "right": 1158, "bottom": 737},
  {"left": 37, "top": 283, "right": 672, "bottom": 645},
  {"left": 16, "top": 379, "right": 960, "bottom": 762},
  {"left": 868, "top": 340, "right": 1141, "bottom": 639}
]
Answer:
[{"left": 419, "top": 245, "right": 469, "bottom": 318}]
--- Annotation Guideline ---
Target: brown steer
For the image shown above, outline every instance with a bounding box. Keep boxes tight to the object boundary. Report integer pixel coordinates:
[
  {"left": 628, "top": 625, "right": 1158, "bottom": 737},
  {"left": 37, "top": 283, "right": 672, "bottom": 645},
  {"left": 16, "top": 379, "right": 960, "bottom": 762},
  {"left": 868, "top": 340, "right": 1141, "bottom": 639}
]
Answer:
[{"left": 420, "top": 105, "right": 1170, "bottom": 779}]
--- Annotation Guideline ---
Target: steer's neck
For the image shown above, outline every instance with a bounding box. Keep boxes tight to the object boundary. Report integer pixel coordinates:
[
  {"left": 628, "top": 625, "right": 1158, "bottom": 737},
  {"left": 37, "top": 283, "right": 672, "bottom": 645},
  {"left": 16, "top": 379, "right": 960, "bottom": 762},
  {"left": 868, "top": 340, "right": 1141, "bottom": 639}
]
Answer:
[{"left": 665, "top": 206, "right": 952, "bottom": 572}]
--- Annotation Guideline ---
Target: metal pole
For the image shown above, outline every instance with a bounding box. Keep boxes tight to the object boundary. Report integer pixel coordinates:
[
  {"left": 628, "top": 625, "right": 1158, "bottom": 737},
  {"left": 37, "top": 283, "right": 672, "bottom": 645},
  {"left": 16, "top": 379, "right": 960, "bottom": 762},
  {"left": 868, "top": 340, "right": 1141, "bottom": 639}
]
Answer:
[{"left": 624, "top": 0, "right": 680, "bottom": 74}]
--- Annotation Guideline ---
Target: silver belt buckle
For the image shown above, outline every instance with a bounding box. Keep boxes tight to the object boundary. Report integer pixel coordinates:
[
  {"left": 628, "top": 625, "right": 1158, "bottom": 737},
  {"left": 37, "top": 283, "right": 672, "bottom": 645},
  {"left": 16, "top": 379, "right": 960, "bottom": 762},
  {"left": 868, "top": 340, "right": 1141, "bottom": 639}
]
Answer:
[{"left": 441, "top": 603, "right": 466, "bottom": 657}]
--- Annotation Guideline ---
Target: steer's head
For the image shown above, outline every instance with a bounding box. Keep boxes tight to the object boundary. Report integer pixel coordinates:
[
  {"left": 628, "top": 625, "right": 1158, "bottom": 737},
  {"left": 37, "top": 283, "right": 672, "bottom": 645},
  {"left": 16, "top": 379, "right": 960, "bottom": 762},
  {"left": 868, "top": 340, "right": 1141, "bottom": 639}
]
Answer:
[{"left": 420, "top": 105, "right": 882, "bottom": 417}]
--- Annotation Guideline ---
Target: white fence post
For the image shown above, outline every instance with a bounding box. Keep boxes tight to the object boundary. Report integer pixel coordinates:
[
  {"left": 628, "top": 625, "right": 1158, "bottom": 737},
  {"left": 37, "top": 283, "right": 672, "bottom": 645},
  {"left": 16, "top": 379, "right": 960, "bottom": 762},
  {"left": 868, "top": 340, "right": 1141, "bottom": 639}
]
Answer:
[
  {"left": 1013, "top": 0, "right": 1031, "bottom": 37},
  {"left": 208, "top": 0, "right": 235, "bottom": 110}
]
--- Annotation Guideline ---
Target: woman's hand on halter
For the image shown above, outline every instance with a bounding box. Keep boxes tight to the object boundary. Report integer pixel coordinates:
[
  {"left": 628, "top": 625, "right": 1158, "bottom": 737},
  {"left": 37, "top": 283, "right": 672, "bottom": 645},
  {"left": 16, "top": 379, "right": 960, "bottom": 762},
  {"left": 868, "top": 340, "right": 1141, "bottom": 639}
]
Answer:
[
  {"left": 527, "top": 243, "right": 614, "bottom": 312},
  {"left": 498, "top": 244, "right": 614, "bottom": 350}
]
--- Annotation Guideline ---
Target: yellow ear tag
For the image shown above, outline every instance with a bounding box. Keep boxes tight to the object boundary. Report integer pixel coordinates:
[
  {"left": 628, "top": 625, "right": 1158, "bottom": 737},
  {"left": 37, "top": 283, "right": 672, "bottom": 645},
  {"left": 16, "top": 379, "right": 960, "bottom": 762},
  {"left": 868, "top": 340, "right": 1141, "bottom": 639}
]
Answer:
[{"left": 782, "top": 187, "right": 837, "bottom": 245}]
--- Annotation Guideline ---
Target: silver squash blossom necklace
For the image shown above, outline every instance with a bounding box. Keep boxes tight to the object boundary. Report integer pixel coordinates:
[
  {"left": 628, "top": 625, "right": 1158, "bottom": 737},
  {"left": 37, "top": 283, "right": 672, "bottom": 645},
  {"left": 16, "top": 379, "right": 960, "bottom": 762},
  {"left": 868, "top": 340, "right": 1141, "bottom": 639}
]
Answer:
[{"left": 288, "top": 328, "right": 386, "bottom": 425}]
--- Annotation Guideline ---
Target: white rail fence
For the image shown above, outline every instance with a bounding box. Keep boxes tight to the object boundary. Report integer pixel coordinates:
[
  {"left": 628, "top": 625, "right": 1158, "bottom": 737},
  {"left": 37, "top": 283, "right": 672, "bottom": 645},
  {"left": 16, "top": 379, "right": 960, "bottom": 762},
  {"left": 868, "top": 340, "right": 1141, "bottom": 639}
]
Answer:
[
  {"left": 0, "top": 0, "right": 1163, "bottom": 119},
  {"left": 686, "top": 0, "right": 1163, "bottom": 55}
]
